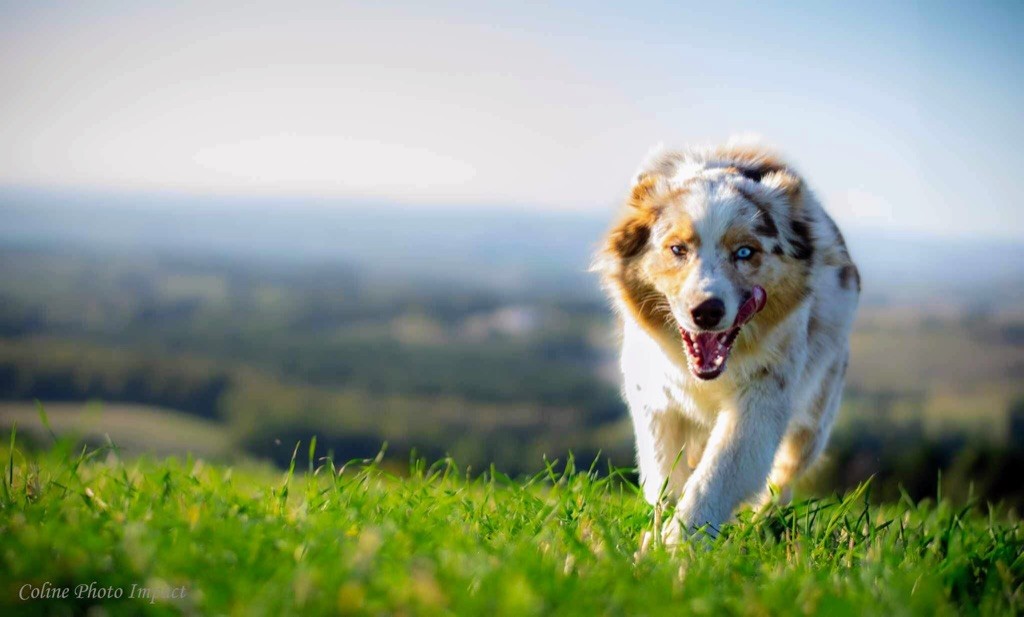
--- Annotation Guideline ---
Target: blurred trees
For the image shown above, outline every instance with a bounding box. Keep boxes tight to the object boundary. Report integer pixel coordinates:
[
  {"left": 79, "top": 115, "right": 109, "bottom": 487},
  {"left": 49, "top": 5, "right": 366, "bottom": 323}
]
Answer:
[{"left": 1, "top": 247, "right": 1023, "bottom": 507}]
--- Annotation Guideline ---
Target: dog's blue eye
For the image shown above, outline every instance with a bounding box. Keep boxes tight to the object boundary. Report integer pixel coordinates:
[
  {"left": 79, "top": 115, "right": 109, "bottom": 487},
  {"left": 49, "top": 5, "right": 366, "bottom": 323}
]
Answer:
[{"left": 734, "top": 246, "right": 754, "bottom": 260}]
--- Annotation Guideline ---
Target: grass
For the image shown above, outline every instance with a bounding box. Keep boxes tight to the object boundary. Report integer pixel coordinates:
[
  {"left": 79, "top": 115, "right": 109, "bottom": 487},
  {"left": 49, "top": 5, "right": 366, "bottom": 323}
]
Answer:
[{"left": 0, "top": 431, "right": 1022, "bottom": 616}]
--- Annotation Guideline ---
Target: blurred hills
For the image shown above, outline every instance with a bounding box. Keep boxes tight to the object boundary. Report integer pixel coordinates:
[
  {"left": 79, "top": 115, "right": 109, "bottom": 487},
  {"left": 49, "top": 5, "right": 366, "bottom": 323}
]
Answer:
[{"left": 3, "top": 185, "right": 1023, "bottom": 310}]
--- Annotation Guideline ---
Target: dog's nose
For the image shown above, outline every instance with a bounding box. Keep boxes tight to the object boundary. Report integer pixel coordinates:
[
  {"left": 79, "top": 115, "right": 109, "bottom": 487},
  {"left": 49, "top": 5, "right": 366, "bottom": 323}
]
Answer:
[{"left": 691, "top": 298, "right": 726, "bottom": 330}]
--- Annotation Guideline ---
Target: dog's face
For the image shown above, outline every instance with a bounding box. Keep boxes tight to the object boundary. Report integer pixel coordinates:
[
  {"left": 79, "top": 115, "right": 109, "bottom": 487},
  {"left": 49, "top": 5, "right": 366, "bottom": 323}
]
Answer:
[{"left": 600, "top": 167, "right": 813, "bottom": 380}]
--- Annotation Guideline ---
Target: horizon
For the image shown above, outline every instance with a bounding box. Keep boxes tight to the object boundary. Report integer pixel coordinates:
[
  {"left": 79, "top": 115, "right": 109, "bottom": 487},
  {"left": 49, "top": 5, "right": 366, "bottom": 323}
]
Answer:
[
  {"left": 2, "top": 181, "right": 1024, "bottom": 245},
  {"left": 4, "top": 183, "right": 1024, "bottom": 313}
]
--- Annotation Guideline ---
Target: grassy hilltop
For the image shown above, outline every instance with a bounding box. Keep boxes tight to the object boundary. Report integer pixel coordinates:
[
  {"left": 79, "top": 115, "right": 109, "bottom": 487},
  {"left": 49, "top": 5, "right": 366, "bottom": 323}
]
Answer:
[{"left": 1, "top": 431, "right": 1022, "bottom": 616}]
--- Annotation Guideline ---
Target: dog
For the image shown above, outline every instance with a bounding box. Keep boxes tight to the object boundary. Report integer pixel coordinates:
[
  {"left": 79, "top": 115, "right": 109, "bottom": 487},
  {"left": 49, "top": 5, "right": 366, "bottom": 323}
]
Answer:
[{"left": 593, "top": 141, "right": 860, "bottom": 541}]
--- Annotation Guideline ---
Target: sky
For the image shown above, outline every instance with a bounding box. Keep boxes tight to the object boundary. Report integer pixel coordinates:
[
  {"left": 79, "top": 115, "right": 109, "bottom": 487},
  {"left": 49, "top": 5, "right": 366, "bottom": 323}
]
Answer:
[{"left": 1, "top": 0, "right": 1022, "bottom": 239}]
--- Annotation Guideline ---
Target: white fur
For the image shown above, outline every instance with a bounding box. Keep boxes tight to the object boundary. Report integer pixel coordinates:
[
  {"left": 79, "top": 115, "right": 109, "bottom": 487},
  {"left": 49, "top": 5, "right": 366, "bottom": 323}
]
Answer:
[{"left": 603, "top": 143, "right": 860, "bottom": 540}]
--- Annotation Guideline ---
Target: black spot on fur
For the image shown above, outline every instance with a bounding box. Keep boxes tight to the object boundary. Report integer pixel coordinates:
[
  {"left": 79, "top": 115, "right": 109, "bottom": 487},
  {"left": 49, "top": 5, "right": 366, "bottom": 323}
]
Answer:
[
  {"left": 771, "top": 245, "right": 784, "bottom": 256},
  {"left": 755, "top": 366, "right": 786, "bottom": 390},
  {"left": 788, "top": 219, "right": 814, "bottom": 261},
  {"left": 736, "top": 187, "right": 779, "bottom": 238},
  {"left": 839, "top": 264, "right": 861, "bottom": 292},
  {"left": 754, "top": 212, "right": 779, "bottom": 237},
  {"left": 739, "top": 168, "right": 765, "bottom": 182}
]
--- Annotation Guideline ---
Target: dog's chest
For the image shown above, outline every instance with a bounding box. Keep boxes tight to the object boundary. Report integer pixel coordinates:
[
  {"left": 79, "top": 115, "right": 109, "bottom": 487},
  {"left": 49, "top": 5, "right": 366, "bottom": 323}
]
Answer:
[{"left": 620, "top": 321, "right": 729, "bottom": 425}]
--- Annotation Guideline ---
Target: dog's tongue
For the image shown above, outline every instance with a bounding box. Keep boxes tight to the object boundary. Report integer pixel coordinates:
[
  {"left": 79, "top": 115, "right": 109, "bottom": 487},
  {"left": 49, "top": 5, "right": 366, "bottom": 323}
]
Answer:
[{"left": 734, "top": 286, "right": 767, "bottom": 327}]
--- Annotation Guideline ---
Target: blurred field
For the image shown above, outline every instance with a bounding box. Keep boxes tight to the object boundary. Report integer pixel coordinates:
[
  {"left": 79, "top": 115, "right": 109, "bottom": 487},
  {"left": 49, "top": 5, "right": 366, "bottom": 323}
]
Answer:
[
  {"left": 0, "top": 402, "right": 230, "bottom": 459},
  {"left": 844, "top": 307, "right": 1024, "bottom": 438},
  {"left": 1, "top": 245, "right": 1023, "bottom": 506}
]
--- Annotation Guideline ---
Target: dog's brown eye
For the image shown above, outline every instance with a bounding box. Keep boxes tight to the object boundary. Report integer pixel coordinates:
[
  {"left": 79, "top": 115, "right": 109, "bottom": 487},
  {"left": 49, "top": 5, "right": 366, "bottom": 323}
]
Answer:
[{"left": 669, "top": 244, "right": 687, "bottom": 257}]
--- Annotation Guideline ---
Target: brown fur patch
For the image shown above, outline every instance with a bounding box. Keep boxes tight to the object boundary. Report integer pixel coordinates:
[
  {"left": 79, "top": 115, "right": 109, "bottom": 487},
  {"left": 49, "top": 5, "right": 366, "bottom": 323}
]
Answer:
[
  {"left": 839, "top": 264, "right": 861, "bottom": 292},
  {"left": 726, "top": 165, "right": 770, "bottom": 183},
  {"left": 743, "top": 251, "right": 764, "bottom": 271},
  {"left": 663, "top": 215, "right": 699, "bottom": 250},
  {"left": 735, "top": 262, "right": 811, "bottom": 354},
  {"left": 602, "top": 177, "right": 682, "bottom": 260},
  {"left": 608, "top": 217, "right": 651, "bottom": 258},
  {"left": 629, "top": 174, "right": 661, "bottom": 208},
  {"left": 766, "top": 169, "right": 802, "bottom": 199},
  {"left": 771, "top": 427, "right": 817, "bottom": 487},
  {"left": 721, "top": 226, "right": 761, "bottom": 253},
  {"left": 721, "top": 226, "right": 764, "bottom": 273},
  {"left": 598, "top": 180, "right": 694, "bottom": 339},
  {"left": 713, "top": 145, "right": 787, "bottom": 178},
  {"left": 715, "top": 146, "right": 803, "bottom": 198},
  {"left": 614, "top": 273, "right": 675, "bottom": 339}
]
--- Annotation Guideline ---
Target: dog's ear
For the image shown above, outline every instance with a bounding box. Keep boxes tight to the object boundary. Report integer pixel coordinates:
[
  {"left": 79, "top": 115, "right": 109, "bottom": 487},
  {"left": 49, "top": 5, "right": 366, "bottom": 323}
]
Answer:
[
  {"left": 735, "top": 163, "right": 811, "bottom": 262},
  {"left": 607, "top": 174, "right": 666, "bottom": 259},
  {"left": 760, "top": 167, "right": 802, "bottom": 200},
  {"left": 627, "top": 173, "right": 665, "bottom": 210},
  {"left": 608, "top": 214, "right": 652, "bottom": 259},
  {"left": 619, "top": 171, "right": 672, "bottom": 254},
  {"left": 591, "top": 174, "right": 665, "bottom": 273},
  {"left": 756, "top": 170, "right": 813, "bottom": 261}
]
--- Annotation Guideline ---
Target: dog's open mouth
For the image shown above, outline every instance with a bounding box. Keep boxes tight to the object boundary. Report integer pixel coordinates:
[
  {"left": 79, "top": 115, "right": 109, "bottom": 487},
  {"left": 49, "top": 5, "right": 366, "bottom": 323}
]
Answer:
[{"left": 680, "top": 286, "right": 767, "bottom": 380}]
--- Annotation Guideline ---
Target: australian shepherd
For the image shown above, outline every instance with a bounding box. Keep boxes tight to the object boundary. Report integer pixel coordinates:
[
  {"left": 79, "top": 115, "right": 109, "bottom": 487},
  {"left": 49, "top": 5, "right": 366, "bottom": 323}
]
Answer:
[{"left": 594, "top": 141, "right": 860, "bottom": 541}]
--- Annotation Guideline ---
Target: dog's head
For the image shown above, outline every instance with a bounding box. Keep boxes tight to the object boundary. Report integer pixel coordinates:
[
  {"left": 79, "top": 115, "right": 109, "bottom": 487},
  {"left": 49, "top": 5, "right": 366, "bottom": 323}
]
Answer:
[{"left": 595, "top": 146, "right": 815, "bottom": 380}]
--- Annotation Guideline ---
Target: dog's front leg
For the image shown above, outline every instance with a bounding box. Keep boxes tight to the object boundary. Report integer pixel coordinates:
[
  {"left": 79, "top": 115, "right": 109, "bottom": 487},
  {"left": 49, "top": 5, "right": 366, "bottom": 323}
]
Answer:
[
  {"left": 667, "top": 382, "right": 789, "bottom": 540},
  {"left": 632, "top": 407, "right": 691, "bottom": 506}
]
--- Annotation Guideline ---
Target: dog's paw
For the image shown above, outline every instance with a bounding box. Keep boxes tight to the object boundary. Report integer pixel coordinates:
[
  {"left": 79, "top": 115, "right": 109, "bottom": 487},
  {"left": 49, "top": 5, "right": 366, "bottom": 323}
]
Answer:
[
  {"left": 661, "top": 515, "right": 717, "bottom": 551},
  {"left": 635, "top": 529, "right": 655, "bottom": 560},
  {"left": 661, "top": 516, "right": 685, "bottom": 546},
  {"left": 753, "top": 484, "right": 794, "bottom": 519}
]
